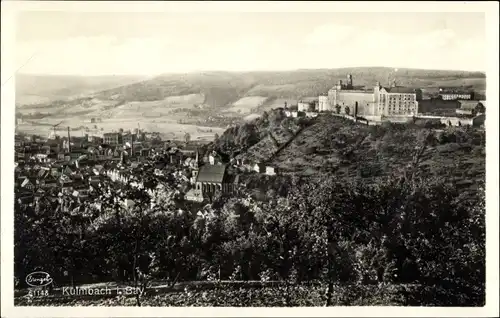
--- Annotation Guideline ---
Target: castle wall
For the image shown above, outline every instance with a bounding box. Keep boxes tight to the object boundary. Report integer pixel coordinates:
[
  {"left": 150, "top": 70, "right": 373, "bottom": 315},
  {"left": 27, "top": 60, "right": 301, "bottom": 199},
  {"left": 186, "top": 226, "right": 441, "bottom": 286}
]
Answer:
[
  {"left": 318, "top": 96, "right": 329, "bottom": 111},
  {"left": 328, "top": 91, "right": 375, "bottom": 116}
]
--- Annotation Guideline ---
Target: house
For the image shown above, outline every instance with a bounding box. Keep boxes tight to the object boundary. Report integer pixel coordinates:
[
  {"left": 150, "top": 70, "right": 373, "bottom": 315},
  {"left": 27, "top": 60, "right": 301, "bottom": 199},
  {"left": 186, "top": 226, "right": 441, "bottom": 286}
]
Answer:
[
  {"left": 88, "top": 175, "right": 102, "bottom": 186},
  {"left": 40, "top": 145, "right": 51, "bottom": 155},
  {"left": 441, "top": 114, "right": 485, "bottom": 127},
  {"left": 234, "top": 155, "right": 250, "bottom": 166},
  {"left": 253, "top": 163, "right": 266, "bottom": 173},
  {"left": 92, "top": 165, "right": 104, "bottom": 175},
  {"left": 455, "top": 101, "right": 483, "bottom": 116},
  {"left": 35, "top": 153, "right": 49, "bottom": 162},
  {"left": 154, "top": 167, "right": 166, "bottom": 176},
  {"left": 20, "top": 177, "right": 36, "bottom": 191},
  {"left": 305, "top": 112, "right": 319, "bottom": 118},
  {"left": 34, "top": 188, "right": 46, "bottom": 200},
  {"left": 208, "top": 151, "right": 224, "bottom": 165},
  {"left": 122, "top": 199, "right": 135, "bottom": 209},
  {"left": 63, "top": 166, "right": 74, "bottom": 175},
  {"left": 39, "top": 174, "right": 58, "bottom": 189},
  {"left": 17, "top": 192, "right": 34, "bottom": 206},
  {"left": 140, "top": 148, "right": 153, "bottom": 157},
  {"left": 50, "top": 167, "right": 61, "bottom": 178},
  {"left": 60, "top": 174, "right": 74, "bottom": 194},
  {"left": 184, "top": 188, "right": 204, "bottom": 202},
  {"left": 179, "top": 145, "right": 199, "bottom": 157},
  {"left": 438, "top": 87, "right": 474, "bottom": 100},
  {"left": 184, "top": 157, "right": 193, "bottom": 167},
  {"left": 103, "top": 132, "right": 123, "bottom": 145},
  {"left": 297, "top": 100, "right": 316, "bottom": 112},
  {"left": 265, "top": 166, "right": 277, "bottom": 176},
  {"left": 72, "top": 182, "right": 89, "bottom": 198},
  {"left": 70, "top": 149, "right": 85, "bottom": 160},
  {"left": 122, "top": 133, "right": 136, "bottom": 146},
  {"left": 86, "top": 146, "right": 99, "bottom": 160}
]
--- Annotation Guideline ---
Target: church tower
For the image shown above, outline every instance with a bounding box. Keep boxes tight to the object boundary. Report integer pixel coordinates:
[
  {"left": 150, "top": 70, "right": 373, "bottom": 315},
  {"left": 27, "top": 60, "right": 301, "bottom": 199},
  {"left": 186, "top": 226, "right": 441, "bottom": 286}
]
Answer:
[{"left": 192, "top": 148, "right": 199, "bottom": 182}]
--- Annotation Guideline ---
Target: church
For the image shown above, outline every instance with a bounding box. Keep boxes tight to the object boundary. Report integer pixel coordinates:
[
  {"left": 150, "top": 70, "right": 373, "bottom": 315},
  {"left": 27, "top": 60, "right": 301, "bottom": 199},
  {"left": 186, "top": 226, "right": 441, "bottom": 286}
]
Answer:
[{"left": 185, "top": 150, "right": 239, "bottom": 202}]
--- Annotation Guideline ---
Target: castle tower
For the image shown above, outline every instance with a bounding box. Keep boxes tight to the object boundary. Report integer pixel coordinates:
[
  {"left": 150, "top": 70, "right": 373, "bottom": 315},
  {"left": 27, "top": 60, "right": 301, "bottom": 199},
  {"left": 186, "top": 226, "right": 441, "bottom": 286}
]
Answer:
[{"left": 336, "top": 80, "right": 343, "bottom": 90}]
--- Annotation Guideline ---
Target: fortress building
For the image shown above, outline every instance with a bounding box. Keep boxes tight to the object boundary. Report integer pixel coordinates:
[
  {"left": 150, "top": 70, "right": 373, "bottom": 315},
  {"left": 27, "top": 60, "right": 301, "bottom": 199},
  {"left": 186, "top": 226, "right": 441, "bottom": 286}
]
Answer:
[{"left": 318, "top": 74, "right": 423, "bottom": 118}]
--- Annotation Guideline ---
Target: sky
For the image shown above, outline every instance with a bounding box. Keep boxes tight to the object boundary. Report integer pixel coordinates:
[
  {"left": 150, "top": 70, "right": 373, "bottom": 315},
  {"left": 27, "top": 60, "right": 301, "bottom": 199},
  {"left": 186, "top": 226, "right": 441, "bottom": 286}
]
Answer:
[{"left": 15, "top": 11, "right": 486, "bottom": 76}]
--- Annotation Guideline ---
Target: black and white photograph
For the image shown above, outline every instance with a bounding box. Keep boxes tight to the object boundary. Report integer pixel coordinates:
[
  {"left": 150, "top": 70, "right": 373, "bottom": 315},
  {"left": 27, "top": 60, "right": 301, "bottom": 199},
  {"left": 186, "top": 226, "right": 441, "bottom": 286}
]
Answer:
[{"left": 1, "top": 1, "right": 499, "bottom": 317}]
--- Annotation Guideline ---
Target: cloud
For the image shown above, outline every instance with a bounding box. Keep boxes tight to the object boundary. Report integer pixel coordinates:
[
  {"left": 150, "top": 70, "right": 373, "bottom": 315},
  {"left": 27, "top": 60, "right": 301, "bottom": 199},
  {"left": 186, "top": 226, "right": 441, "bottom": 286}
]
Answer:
[
  {"left": 16, "top": 35, "right": 174, "bottom": 75},
  {"left": 15, "top": 23, "right": 485, "bottom": 75},
  {"left": 304, "top": 24, "right": 357, "bottom": 46},
  {"left": 303, "top": 23, "right": 485, "bottom": 71}
]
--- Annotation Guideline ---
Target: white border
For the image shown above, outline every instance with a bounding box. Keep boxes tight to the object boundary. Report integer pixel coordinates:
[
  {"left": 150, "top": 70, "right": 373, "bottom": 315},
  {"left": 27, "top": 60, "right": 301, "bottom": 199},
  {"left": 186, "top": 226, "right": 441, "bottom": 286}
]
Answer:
[{"left": 1, "top": 1, "right": 499, "bottom": 317}]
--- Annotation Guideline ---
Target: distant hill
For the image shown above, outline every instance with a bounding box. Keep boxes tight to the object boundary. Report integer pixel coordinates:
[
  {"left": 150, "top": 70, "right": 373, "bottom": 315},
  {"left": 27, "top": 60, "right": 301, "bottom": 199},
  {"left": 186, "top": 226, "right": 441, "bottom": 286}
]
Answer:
[
  {"left": 93, "top": 67, "right": 486, "bottom": 103},
  {"left": 15, "top": 74, "right": 148, "bottom": 105},
  {"left": 15, "top": 68, "right": 486, "bottom": 137}
]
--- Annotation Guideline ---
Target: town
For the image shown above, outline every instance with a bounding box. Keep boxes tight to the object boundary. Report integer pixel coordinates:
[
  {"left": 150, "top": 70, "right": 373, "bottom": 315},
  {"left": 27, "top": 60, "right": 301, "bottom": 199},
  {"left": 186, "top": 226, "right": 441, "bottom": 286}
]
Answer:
[
  {"left": 13, "top": 75, "right": 487, "bottom": 307},
  {"left": 14, "top": 74, "right": 487, "bottom": 209}
]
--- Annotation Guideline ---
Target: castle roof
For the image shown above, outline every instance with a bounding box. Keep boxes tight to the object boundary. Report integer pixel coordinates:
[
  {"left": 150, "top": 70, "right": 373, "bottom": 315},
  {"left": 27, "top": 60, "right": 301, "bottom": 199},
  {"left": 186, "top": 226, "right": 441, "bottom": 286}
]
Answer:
[
  {"left": 384, "top": 87, "right": 418, "bottom": 94},
  {"left": 439, "top": 87, "right": 474, "bottom": 94}
]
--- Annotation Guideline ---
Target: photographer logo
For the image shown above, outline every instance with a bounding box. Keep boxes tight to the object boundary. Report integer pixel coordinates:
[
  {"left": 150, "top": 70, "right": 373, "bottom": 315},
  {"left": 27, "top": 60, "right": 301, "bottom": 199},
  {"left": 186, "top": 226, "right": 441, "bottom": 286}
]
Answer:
[{"left": 25, "top": 271, "right": 53, "bottom": 287}]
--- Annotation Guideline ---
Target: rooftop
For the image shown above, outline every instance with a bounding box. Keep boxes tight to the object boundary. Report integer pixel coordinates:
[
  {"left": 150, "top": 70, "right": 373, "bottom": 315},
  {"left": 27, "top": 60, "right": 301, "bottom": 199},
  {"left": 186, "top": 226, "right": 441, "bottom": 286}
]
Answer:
[
  {"left": 439, "top": 87, "right": 474, "bottom": 94},
  {"left": 196, "top": 164, "right": 227, "bottom": 184},
  {"left": 459, "top": 101, "right": 480, "bottom": 110},
  {"left": 383, "top": 87, "right": 419, "bottom": 94},
  {"left": 329, "top": 88, "right": 374, "bottom": 93}
]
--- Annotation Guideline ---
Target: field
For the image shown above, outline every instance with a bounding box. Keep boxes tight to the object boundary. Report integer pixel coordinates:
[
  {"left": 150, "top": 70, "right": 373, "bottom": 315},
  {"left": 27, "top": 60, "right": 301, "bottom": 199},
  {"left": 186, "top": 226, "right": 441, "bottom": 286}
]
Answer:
[
  {"left": 16, "top": 74, "right": 147, "bottom": 105},
  {"left": 15, "top": 93, "right": 225, "bottom": 141},
  {"left": 224, "top": 96, "right": 269, "bottom": 114}
]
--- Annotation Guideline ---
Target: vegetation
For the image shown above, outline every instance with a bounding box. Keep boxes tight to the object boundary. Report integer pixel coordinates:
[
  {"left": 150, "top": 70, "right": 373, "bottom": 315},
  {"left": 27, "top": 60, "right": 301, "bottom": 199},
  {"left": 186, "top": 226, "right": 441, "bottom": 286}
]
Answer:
[
  {"left": 211, "top": 108, "right": 312, "bottom": 159},
  {"left": 15, "top": 113, "right": 485, "bottom": 306},
  {"left": 15, "top": 172, "right": 485, "bottom": 306}
]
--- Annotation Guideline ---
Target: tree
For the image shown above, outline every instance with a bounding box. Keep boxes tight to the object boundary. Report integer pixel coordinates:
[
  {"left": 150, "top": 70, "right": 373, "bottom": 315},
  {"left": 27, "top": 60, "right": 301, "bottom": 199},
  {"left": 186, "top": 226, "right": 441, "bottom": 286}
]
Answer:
[
  {"left": 345, "top": 106, "right": 350, "bottom": 115},
  {"left": 184, "top": 132, "right": 191, "bottom": 144},
  {"left": 475, "top": 103, "right": 485, "bottom": 115},
  {"left": 335, "top": 104, "right": 341, "bottom": 114}
]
